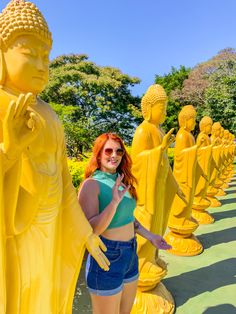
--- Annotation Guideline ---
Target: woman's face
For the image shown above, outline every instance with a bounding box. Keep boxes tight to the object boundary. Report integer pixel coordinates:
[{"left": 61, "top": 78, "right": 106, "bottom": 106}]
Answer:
[{"left": 100, "top": 139, "right": 124, "bottom": 174}]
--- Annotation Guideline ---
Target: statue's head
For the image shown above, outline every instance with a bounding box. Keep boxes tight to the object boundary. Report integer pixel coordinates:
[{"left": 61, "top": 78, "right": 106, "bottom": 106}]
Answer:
[
  {"left": 141, "top": 84, "right": 167, "bottom": 124},
  {"left": 178, "top": 105, "right": 196, "bottom": 131},
  {"left": 211, "top": 122, "right": 221, "bottom": 136},
  {"left": 0, "top": 0, "right": 52, "bottom": 95},
  {"left": 199, "top": 116, "right": 213, "bottom": 134}
]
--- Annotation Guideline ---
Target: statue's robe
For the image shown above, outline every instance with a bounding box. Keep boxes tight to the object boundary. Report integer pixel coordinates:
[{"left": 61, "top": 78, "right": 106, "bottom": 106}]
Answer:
[
  {"left": 131, "top": 121, "right": 178, "bottom": 270},
  {"left": 193, "top": 133, "right": 212, "bottom": 207},
  {"left": 168, "top": 128, "right": 200, "bottom": 226}
]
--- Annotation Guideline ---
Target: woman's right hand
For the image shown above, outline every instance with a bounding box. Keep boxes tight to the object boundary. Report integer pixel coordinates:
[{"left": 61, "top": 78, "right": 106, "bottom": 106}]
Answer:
[{"left": 112, "top": 173, "right": 130, "bottom": 205}]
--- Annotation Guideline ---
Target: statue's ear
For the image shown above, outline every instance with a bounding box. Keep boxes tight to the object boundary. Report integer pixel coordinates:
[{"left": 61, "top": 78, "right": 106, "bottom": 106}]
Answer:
[{"left": 0, "top": 39, "right": 5, "bottom": 86}]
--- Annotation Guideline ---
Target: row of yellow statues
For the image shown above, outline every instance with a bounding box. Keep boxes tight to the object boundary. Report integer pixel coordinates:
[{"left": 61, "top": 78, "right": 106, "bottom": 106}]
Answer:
[
  {"left": 0, "top": 1, "right": 235, "bottom": 313},
  {"left": 130, "top": 85, "right": 235, "bottom": 313}
]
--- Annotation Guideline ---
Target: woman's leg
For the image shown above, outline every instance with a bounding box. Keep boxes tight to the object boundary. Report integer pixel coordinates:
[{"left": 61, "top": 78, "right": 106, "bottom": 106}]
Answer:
[
  {"left": 90, "top": 291, "right": 122, "bottom": 314},
  {"left": 120, "top": 280, "right": 138, "bottom": 314}
]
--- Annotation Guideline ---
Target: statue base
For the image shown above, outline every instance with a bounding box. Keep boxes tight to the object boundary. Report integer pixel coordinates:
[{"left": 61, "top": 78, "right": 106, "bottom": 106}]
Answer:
[
  {"left": 138, "top": 258, "right": 167, "bottom": 292},
  {"left": 207, "top": 195, "right": 222, "bottom": 207},
  {"left": 216, "top": 188, "right": 226, "bottom": 196},
  {"left": 131, "top": 282, "right": 175, "bottom": 314},
  {"left": 192, "top": 197, "right": 211, "bottom": 210},
  {"left": 192, "top": 208, "right": 214, "bottom": 224},
  {"left": 222, "top": 182, "right": 229, "bottom": 189},
  {"left": 164, "top": 231, "right": 203, "bottom": 256}
]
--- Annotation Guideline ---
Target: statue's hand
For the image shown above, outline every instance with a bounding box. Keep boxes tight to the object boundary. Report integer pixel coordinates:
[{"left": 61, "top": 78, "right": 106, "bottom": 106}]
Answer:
[
  {"left": 86, "top": 233, "right": 110, "bottom": 271},
  {"left": 196, "top": 137, "right": 205, "bottom": 148},
  {"left": 161, "top": 128, "right": 175, "bottom": 150},
  {"left": 3, "top": 93, "right": 42, "bottom": 159},
  {"left": 177, "top": 187, "right": 188, "bottom": 204}
]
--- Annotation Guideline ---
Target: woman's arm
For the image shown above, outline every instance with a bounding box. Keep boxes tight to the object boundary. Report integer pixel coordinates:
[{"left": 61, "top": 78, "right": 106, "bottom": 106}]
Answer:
[
  {"left": 78, "top": 174, "right": 129, "bottom": 235},
  {"left": 134, "top": 219, "right": 172, "bottom": 250}
]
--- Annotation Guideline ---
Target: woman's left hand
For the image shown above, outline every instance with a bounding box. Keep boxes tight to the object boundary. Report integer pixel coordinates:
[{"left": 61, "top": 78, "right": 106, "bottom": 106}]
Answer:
[{"left": 149, "top": 234, "right": 172, "bottom": 250}]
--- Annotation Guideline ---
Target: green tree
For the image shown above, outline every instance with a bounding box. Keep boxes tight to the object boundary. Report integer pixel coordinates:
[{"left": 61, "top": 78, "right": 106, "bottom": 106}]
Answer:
[
  {"left": 173, "top": 48, "right": 236, "bottom": 134},
  {"left": 40, "top": 54, "right": 141, "bottom": 156}
]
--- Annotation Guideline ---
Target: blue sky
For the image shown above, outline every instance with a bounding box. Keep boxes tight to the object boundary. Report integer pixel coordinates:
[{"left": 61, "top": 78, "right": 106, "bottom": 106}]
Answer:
[{"left": 1, "top": 0, "right": 236, "bottom": 96}]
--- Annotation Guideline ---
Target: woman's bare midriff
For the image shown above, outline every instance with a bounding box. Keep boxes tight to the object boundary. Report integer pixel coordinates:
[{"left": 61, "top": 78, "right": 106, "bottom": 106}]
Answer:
[{"left": 101, "top": 222, "right": 135, "bottom": 241}]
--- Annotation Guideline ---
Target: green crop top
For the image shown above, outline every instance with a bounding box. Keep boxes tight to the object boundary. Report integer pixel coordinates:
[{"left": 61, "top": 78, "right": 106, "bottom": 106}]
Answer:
[{"left": 92, "top": 170, "right": 136, "bottom": 229}]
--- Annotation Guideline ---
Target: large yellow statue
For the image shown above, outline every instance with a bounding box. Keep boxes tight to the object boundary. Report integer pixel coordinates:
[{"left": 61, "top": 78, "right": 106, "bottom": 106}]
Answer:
[
  {"left": 131, "top": 84, "right": 181, "bottom": 314},
  {"left": 165, "top": 105, "right": 203, "bottom": 256},
  {"left": 0, "top": 1, "right": 109, "bottom": 313},
  {"left": 192, "top": 116, "right": 214, "bottom": 224}
]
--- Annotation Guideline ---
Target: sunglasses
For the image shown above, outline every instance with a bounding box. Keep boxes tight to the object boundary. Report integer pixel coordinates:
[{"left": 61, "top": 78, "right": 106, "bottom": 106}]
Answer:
[{"left": 104, "top": 148, "right": 124, "bottom": 157}]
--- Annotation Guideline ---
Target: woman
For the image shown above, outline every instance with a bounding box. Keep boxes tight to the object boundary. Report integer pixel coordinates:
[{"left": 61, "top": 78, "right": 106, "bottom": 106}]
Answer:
[{"left": 78, "top": 133, "right": 171, "bottom": 314}]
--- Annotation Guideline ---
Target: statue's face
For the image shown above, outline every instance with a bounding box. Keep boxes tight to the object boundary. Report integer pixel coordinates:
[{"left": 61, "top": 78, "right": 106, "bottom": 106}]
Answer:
[
  {"left": 3, "top": 34, "right": 50, "bottom": 95},
  {"left": 150, "top": 101, "right": 167, "bottom": 124},
  {"left": 205, "top": 123, "right": 212, "bottom": 135},
  {"left": 186, "top": 116, "right": 196, "bottom": 131}
]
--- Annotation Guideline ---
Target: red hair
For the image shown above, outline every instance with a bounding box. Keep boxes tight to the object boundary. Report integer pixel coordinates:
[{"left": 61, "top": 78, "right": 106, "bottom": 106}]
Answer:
[{"left": 84, "top": 133, "right": 137, "bottom": 200}]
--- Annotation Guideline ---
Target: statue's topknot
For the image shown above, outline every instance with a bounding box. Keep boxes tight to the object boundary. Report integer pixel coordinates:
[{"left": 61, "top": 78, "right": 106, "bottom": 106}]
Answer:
[{"left": 0, "top": 0, "right": 52, "bottom": 47}]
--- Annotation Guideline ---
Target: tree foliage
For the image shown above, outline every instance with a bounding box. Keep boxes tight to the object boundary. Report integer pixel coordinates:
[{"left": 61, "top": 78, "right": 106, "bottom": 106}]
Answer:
[
  {"left": 40, "top": 54, "right": 141, "bottom": 157},
  {"left": 172, "top": 48, "right": 236, "bottom": 134}
]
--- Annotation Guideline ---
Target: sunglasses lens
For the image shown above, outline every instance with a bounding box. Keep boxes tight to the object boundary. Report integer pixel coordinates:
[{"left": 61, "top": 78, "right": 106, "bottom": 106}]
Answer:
[
  {"left": 116, "top": 149, "right": 124, "bottom": 156},
  {"left": 104, "top": 148, "right": 113, "bottom": 156},
  {"left": 104, "top": 148, "right": 124, "bottom": 156}
]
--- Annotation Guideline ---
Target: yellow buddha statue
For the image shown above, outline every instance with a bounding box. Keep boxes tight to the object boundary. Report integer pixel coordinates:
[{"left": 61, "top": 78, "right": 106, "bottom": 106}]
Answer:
[
  {"left": 0, "top": 1, "right": 109, "bottom": 313},
  {"left": 206, "top": 122, "right": 223, "bottom": 206},
  {"left": 192, "top": 116, "right": 214, "bottom": 224},
  {"left": 165, "top": 105, "right": 203, "bottom": 256},
  {"left": 131, "top": 84, "right": 182, "bottom": 314}
]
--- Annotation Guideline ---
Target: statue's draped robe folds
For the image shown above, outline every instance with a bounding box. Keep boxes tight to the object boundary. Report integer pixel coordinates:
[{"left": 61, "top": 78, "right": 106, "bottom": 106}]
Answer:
[
  {"left": 1, "top": 91, "right": 92, "bottom": 314},
  {"left": 0, "top": 152, "right": 6, "bottom": 313},
  {"left": 131, "top": 121, "right": 177, "bottom": 280},
  {"left": 170, "top": 130, "right": 199, "bottom": 224},
  {"left": 193, "top": 133, "right": 212, "bottom": 208}
]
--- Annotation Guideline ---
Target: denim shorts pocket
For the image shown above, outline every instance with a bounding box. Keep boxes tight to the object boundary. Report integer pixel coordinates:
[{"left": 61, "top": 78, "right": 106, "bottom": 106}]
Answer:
[{"left": 105, "top": 248, "right": 122, "bottom": 263}]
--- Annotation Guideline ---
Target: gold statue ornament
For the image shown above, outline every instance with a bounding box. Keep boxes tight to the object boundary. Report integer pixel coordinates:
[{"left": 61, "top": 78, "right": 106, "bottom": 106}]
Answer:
[{"left": 0, "top": 1, "right": 109, "bottom": 313}]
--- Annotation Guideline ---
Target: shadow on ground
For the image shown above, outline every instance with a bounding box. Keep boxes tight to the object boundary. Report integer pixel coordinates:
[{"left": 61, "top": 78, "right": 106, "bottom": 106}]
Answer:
[
  {"left": 218, "top": 197, "right": 236, "bottom": 205},
  {"left": 163, "top": 258, "right": 236, "bottom": 307},
  {"left": 225, "top": 189, "right": 236, "bottom": 195},
  {"left": 197, "top": 227, "right": 236, "bottom": 249},
  {"left": 202, "top": 304, "right": 236, "bottom": 314},
  {"left": 212, "top": 209, "right": 236, "bottom": 222}
]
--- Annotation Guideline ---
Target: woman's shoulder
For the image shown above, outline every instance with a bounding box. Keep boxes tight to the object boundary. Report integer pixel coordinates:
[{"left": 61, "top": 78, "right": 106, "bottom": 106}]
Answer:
[{"left": 80, "top": 178, "right": 100, "bottom": 194}]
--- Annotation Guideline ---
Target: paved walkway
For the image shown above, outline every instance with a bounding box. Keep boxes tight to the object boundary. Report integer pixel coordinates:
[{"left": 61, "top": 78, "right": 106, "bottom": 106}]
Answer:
[
  {"left": 73, "top": 169, "right": 236, "bottom": 314},
  {"left": 162, "top": 170, "right": 236, "bottom": 314}
]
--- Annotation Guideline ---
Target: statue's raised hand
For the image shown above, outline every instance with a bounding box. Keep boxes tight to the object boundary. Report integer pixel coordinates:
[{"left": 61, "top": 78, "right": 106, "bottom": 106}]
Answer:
[
  {"left": 161, "top": 128, "right": 175, "bottom": 150},
  {"left": 3, "top": 93, "right": 42, "bottom": 159}
]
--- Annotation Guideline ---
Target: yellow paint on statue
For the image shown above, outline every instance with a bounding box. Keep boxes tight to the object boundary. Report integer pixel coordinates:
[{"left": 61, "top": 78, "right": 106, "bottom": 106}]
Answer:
[
  {"left": 192, "top": 116, "right": 214, "bottom": 224},
  {"left": 207, "top": 122, "right": 223, "bottom": 206},
  {"left": 165, "top": 105, "right": 203, "bottom": 256},
  {"left": 0, "top": 1, "right": 107, "bottom": 313},
  {"left": 131, "top": 84, "right": 177, "bottom": 314}
]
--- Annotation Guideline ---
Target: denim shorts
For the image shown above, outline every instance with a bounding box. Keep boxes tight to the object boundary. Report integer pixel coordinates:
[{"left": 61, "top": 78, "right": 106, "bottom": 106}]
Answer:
[{"left": 85, "top": 235, "right": 139, "bottom": 296}]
